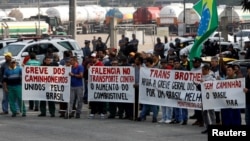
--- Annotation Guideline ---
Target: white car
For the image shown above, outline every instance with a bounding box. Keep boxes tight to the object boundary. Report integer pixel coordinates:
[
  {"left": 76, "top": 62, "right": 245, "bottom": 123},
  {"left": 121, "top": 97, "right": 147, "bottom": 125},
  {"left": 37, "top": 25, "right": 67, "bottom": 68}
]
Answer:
[
  {"left": 0, "top": 38, "right": 18, "bottom": 49},
  {"left": 228, "top": 29, "right": 250, "bottom": 48},
  {"left": 0, "top": 37, "right": 83, "bottom": 66},
  {"left": 179, "top": 41, "right": 240, "bottom": 57}
]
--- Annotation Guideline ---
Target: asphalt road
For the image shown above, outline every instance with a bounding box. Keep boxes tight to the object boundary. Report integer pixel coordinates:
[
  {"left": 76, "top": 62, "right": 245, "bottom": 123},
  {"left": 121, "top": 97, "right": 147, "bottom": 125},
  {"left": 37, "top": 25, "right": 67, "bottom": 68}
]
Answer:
[{"left": 0, "top": 87, "right": 209, "bottom": 141}]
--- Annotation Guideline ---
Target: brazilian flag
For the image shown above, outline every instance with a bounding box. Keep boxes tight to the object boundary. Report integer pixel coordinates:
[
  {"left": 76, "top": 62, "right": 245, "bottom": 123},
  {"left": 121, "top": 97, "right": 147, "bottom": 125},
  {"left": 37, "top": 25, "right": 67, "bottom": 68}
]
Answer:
[{"left": 189, "top": 0, "right": 219, "bottom": 68}]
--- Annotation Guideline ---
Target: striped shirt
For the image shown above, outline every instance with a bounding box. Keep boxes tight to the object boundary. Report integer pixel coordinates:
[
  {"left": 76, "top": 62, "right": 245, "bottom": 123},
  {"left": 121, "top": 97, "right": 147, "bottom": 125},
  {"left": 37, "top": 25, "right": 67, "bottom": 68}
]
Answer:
[{"left": 3, "top": 66, "right": 22, "bottom": 86}]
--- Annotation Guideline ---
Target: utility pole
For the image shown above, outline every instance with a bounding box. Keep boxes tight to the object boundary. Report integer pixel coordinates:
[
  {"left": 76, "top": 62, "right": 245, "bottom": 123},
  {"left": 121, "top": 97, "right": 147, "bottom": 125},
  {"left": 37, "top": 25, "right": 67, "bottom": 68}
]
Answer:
[{"left": 69, "top": 0, "right": 76, "bottom": 39}]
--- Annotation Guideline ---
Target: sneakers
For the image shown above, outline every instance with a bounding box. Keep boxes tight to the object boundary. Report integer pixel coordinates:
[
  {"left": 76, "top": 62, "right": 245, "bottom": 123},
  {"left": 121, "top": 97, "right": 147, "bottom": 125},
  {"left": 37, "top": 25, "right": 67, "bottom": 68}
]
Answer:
[
  {"left": 88, "top": 114, "right": 94, "bottom": 119},
  {"left": 0, "top": 112, "right": 8, "bottom": 115},
  {"left": 164, "top": 120, "right": 172, "bottom": 124},
  {"left": 158, "top": 119, "right": 165, "bottom": 123},
  {"left": 11, "top": 113, "right": 16, "bottom": 117}
]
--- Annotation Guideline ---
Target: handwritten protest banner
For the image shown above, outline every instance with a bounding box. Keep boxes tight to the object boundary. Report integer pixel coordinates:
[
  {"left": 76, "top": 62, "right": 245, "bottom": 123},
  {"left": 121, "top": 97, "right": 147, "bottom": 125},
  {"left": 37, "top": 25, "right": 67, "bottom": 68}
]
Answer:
[
  {"left": 88, "top": 66, "right": 135, "bottom": 103},
  {"left": 139, "top": 67, "right": 202, "bottom": 110},
  {"left": 22, "top": 66, "right": 71, "bottom": 102},
  {"left": 201, "top": 78, "right": 245, "bottom": 110}
]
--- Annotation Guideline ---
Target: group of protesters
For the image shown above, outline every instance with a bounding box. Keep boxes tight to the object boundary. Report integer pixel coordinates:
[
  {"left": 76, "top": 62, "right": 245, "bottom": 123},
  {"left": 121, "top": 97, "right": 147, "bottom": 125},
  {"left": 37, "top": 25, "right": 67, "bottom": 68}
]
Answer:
[{"left": 0, "top": 34, "right": 250, "bottom": 134}]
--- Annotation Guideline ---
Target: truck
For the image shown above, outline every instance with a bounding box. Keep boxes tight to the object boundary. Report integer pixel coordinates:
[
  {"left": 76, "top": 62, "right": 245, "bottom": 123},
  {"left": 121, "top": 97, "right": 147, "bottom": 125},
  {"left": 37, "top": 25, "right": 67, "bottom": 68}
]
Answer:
[
  {"left": 0, "top": 15, "right": 67, "bottom": 38},
  {"left": 0, "top": 20, "right": 50, "bottom": 38},
  {"left": 29, "top": 15, "right": 67, "bottom": 35}
]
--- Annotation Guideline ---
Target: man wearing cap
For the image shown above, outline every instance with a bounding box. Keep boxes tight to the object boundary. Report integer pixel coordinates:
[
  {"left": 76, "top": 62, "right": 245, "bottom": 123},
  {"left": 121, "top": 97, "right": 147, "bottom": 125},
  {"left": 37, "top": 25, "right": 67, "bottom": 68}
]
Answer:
[
  {"left": 0, "top": 52, "right": 12, "bottom": 115},
  {"left": 89, "top": 52, "right": 106, "bottom": 119},
  {"left": 82, "top": 40, "right": 91, "bottom": 58},
  {"left": 3, "top": 58, "right": 26, "bottom": 117}
]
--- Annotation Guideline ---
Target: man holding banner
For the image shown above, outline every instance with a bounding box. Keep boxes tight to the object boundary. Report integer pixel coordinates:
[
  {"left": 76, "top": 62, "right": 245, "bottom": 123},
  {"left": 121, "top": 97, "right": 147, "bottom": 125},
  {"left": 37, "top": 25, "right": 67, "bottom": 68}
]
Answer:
[
  {"left": 220, "top": 65, "right": 242, "bottom": 125},
  {"left": 66, "top": 56, "right": 84, "bottom": 119}
]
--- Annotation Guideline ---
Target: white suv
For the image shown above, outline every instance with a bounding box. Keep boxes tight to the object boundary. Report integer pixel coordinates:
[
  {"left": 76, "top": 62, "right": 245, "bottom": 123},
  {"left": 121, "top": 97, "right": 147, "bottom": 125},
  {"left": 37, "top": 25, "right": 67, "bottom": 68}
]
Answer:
[{"left": 0, "top": 37, "right": 83, "bottom": 66}]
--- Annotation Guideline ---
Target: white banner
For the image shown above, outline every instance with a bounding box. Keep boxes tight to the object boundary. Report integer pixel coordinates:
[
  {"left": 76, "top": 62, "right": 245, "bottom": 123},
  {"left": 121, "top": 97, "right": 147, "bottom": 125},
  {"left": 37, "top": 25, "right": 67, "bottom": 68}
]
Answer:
[
  {"left": 139, "top": 67, "right": 202, "bottom": 110},
  {"left": 22, "top": 66, "right": 71, "bottom": 102},
  {"left": 88, "top": 66, "right": 135, "bottom": 103},
  {"left": 201, "top": 78, "right": 245, "bottom": 110}
]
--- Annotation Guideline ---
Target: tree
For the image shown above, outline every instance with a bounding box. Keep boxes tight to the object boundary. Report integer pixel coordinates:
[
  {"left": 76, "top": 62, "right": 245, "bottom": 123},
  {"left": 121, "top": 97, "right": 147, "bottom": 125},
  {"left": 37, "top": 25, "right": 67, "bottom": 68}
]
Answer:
[{"left": 241, "top": 0, "right": 250, "bottom": 11}]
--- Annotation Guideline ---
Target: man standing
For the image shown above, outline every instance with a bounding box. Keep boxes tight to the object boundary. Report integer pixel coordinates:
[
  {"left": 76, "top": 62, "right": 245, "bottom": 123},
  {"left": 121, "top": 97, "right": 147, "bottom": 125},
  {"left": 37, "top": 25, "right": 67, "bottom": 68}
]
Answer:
[
  {"left": 118, "top": 34, "right": 126, "bottom": 56},
  {"left": 66, "top": 56, "right": 84, "bottom": 119},
  {"left": 0, "top": 52, "right": 12, "bottom": 115},
  {"left": 88, "top": 53, "right": 105, "bottom": 119},
  {"left": 153, "top": 37, "right": 165, "bottom": 59},
  {"left": 221, "top": 65, "right": 242, "bottom": 125},
  {"left": 82, "top": 40, "right": 92, "bottom": 58},
  {"left": 38, "top": 56, "right": 57, "bottom": 117},
  {"left": 26, "top": 52, "right": 41, "bottom": 112},
  {"left": 129, "top": 34, "right": 139, "bottom": 53},
  {"left": 3, "top": 58, "right": 26, "bottom": 117}
]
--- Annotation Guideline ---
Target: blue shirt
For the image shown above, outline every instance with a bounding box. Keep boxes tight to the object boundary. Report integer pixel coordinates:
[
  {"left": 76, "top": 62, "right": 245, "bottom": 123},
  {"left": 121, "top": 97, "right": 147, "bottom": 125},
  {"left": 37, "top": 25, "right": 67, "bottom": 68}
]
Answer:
[
  {"left": 3, "top": 66, "right": 22, "bottom": 86},
  {"left": 71, "top": 65, "right": 84, "bottom": 87}
]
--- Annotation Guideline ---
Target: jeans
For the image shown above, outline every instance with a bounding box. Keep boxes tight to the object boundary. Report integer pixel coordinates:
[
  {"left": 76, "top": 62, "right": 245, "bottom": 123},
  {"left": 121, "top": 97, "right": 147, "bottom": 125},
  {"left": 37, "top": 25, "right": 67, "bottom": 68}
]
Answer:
[
  {"left": 166, "top": 107, "right": 173, "bottom": 120},
  {"left": 161, "top": 106, "right": 167, "bottom": 120},
  {"left": 1, "top": 89, "right": 8, "bottom": 112},
  {"left": 140, "top": 104, "right": 158, "bottom": 119}
]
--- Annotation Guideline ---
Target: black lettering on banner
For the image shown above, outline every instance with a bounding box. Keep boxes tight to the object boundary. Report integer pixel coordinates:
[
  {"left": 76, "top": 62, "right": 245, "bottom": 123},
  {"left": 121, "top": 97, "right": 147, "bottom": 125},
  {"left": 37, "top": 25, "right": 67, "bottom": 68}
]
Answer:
[
  {"left": 24, "top": 83, "right": 45, "bottom": 91},
  {"left": 142, "top": 78, "right": 152, "bottom": 86},
  {"left": 157, "top": 80, "right": 170, "bottom": 89},
  {"left": 187, "top": 83, "right": 195, "bottom": 90},
  {"left": 121, "top": 84, "right": 129, "bottom": 91},
  {"left": 157, "top": 90, "right": 165, "bottom": 98},
  {"left": 226, "top": 99, "right": 238, "bottom": 106},
  {"left": 208, "top": 125, "right": 249, "bottom": 141},
  {"left": 212, "top": 92, "right": 227, "bottom": 99},
  {"left": 90, "top": 83, "right": 94, "bottom": 90},
  {"left": 184, "top": 92, "right": 202, "bottom": 102},
  {"left": 50, "top": 85, "right": 64, "bottom": 92},
  {"left": 146, "top": 88, "right": 155, "bottom": 97},
  {"left": 172, "top": 82, "right": 186, "bottom": 90},
  {"left": 96, "top": 84, "right": 119, "bottom": 91},
  {"left": 206, "top": 92, "right": 209, "bottom": 99},
  {"left": 152, "top": 80, "right": 156, "bottom": 87},
  {"left": 93, "top": 92, "right": 128, "bottom": 100},
  {"left": 46, "top": 92, "right": 64, "bottom": 101}
]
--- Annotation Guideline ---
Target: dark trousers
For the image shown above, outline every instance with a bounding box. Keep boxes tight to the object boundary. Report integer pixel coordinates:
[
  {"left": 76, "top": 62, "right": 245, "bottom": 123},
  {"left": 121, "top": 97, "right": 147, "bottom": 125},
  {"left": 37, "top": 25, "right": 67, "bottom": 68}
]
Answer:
[
  {"left": 109, "top": 102, "right": 117, "bottom": 117},
  {"left": 40, "top": 101, "right": 55, "bottom": 116},
  {"left": 90, "top": 102, "right": 106, "bottom": 114},
  {"left": 221, "top": 108, "right": 241, "bottom": 126},
  {"left": 195, "top": 110, "right": 203, "bottom": 122},
  {"left": 125, "top": 87, "right": 139, "bottom": 120}
]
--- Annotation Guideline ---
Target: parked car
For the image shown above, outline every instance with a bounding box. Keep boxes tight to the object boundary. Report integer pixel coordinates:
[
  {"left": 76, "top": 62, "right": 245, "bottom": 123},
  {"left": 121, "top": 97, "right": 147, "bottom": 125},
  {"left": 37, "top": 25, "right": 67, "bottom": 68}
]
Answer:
[
  {"left": 0, "top": 38, "right": 18, "bottom": 49},
  {"left": 0, "top": 37, "right": 83, "bottom": 67}
]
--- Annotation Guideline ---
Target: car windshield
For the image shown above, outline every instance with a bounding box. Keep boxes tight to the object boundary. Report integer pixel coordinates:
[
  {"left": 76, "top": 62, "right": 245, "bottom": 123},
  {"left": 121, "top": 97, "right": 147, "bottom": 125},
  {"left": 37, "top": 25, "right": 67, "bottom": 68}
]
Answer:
[
  {"left": 0, "top": 44, "right": 25, "bottom": 56},
  {"left": 57, "top": 41, "right": 81, "bottom": 50}
]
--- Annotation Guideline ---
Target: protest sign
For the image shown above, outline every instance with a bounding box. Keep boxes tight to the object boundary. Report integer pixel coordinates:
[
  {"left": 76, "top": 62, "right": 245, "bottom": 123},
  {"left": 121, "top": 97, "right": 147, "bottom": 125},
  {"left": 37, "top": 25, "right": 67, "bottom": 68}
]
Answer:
[
  {"left": 201, "top": 78, "right": 245, "bottom": 110},
  {"left": 22, "top": 66, "right": 71, "bottom": 102},
  {"left": 139, "top": 67, "right": 202, "bottom": 109},
  {"left": 88, "top": 66, "right": 135, "bottom": 103}
]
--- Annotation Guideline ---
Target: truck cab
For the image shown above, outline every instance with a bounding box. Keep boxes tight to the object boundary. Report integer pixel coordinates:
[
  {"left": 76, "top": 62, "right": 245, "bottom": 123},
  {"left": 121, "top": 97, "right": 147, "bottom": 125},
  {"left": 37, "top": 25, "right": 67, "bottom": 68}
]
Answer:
[{"left": 29, "top": 15, "right": 67, "bottom": 35}]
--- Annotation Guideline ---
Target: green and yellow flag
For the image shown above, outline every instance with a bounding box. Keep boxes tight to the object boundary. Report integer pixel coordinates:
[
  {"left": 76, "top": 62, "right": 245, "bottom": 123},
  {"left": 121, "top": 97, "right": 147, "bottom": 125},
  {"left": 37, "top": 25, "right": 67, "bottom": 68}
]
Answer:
[{"left": 189, "top": 0, "right": 218, "bottom": 68}]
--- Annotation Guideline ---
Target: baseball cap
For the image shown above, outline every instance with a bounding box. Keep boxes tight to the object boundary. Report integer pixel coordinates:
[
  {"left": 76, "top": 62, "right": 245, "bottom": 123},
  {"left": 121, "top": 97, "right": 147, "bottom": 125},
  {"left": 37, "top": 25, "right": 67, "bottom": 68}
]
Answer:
[
  {"left": 91, "top": 53, "right": 96, "bottom": 57},
  {"left": 10, "top": 58, "right": 16, "bottom": 62},
  {"left": 4, "top": 52, "right": 12, "bottom": 57}
]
